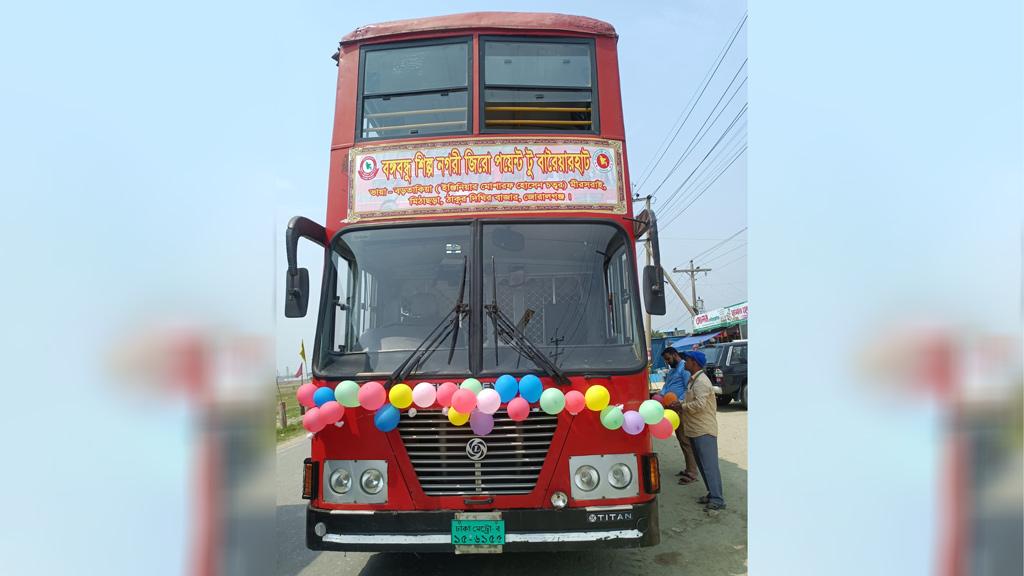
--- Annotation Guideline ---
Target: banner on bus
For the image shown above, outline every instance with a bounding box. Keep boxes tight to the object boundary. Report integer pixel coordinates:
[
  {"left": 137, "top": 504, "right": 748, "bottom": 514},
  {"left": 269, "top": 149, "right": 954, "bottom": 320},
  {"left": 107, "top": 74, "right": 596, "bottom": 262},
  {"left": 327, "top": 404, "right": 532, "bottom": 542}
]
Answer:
[{"left": 347, "top": 138, "right": 626, "bottom": 220}]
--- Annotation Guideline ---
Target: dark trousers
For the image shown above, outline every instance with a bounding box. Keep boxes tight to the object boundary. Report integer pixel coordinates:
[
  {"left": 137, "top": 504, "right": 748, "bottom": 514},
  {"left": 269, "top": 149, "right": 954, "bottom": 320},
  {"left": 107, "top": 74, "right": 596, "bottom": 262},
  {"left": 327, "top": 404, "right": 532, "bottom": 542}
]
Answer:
[
  {"left": 690, "top": 434, "right": 725, "bottom": 506},
  {"left": 675, "top": 424, "right": 698, "bottom": 476}
]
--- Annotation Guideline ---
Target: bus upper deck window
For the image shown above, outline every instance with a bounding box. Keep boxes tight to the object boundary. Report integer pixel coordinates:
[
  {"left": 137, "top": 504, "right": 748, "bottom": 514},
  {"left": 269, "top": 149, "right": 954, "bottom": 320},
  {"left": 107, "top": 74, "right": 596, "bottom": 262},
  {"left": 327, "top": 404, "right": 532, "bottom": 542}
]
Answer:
[
  {"left": 358, "top": 39, "right": 471, "bottom": 140},
  {"left": 482, "top": 39, "right": 596, "bottom": 132}
]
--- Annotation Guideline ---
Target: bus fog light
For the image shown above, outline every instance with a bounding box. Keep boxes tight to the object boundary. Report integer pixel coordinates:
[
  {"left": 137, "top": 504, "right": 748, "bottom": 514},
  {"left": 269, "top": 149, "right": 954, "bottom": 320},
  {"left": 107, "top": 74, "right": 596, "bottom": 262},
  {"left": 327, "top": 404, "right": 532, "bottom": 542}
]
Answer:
[
  {"left": 608, "top": 463, "right": 632, "bottom": 489},
  {"left": 329, "top": 469, "right": 352, "bottom": 494},
  {"left": 550, "top": 491, "right": 568, "bottom": 508},
  {"left": 360, "top": 468, "right": 385, "bottom": 494},
  {"left": 314, "top": 522, "right": 326, "bottom": 537},
  {"left": 573, "top": 465, "right": 600, "bottom": 492}
]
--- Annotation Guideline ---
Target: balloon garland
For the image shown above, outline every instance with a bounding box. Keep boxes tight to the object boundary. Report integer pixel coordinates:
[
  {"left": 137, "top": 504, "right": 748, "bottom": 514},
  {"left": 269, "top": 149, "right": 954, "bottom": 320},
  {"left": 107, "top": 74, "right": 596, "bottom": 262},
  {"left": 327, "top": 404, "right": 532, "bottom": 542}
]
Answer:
[{"left": 297, "top": 375, "right": 681, "bottom": 438}]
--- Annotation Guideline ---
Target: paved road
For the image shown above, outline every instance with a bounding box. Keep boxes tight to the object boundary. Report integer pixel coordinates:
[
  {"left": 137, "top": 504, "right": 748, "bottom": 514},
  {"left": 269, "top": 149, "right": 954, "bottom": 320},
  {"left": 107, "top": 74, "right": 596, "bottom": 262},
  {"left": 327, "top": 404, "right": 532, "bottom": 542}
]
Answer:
[{"left": 276, "top": 406, "right": 747, "bottom": 575}]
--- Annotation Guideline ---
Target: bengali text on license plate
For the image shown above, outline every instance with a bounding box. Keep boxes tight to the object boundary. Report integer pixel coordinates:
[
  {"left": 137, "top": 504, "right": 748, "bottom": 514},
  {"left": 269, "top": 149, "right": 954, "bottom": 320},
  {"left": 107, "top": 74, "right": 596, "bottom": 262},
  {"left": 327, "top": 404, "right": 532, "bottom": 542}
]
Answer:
[{"left": 451, "top": 519, "right": 505, "bottom": 545}]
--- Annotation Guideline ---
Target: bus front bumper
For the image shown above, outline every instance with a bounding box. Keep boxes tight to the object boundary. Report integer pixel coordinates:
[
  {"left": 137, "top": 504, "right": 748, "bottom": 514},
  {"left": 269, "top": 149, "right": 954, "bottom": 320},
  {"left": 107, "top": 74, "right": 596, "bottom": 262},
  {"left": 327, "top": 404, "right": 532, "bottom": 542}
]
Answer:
[{"left": 306, "top": 499, "right": 659, "bottom": 552}]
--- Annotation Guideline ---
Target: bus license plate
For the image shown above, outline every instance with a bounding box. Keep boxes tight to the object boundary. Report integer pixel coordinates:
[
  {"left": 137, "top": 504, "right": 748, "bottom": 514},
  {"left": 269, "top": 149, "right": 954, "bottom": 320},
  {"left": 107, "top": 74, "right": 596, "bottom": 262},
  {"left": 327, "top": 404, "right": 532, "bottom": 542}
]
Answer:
[{"left": 451, "top": 518, "right": 505, "bottom": 547}]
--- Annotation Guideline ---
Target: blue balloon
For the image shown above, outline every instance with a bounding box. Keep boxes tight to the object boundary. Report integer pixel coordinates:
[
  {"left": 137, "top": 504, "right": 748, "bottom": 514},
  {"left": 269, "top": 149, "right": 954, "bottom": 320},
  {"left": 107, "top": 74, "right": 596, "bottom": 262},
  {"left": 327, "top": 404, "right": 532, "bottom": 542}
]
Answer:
[
  {"left": 374, "top": 404, "right": 401, "bottom": 432},
  {"left": 518, "top": 374, "right": 543, "bottom": 403},
  {"left": 494, "top": 374, "right": 519, "bottom": 403},
  {"left": 313, "top": 386, "right": 335, "bottom": 407}
]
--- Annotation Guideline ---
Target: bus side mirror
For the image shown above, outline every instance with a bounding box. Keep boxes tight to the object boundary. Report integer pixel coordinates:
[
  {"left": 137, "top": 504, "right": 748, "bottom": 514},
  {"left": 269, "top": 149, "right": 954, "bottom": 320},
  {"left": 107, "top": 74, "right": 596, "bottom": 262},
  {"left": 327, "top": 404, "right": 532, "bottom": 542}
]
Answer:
[
  {"left": 636, "top": 207, "right": 666, "bottom": 316},
  {"left": 284, "top": 216, "right": 326, "bottom": 319},
  {"left": 642, "top": 265, "right": 666, "bottom": 315},
  {"left": 285, "top": 268, "right": 310, "bottom": 318}
]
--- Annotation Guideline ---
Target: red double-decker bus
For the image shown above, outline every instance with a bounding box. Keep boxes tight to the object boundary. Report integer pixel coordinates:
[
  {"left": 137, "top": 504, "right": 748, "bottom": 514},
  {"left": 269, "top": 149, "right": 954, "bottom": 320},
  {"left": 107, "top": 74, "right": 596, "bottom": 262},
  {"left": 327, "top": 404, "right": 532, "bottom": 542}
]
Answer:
[{"left": 284, "top": 11, "right": 668, "bottom": 553}]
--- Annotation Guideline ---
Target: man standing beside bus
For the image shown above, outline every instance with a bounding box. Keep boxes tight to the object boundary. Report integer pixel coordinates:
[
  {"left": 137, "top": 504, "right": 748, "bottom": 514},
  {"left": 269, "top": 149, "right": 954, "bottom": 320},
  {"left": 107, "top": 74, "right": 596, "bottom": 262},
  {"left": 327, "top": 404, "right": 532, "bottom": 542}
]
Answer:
[
  {"left": 660, "top": 347, "right": 698, "bottom": 485},
  {"left": 680, "top": 350, "right": 725, "bottom": 512}
]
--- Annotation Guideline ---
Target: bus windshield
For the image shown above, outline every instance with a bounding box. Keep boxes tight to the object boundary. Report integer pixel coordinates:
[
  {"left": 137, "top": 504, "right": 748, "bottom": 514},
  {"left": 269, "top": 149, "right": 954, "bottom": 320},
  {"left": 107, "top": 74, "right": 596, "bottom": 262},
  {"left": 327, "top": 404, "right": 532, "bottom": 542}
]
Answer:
[
  {"left": 318, "top": 224, "right": 472, "bottom": 377},
  {"left": 482, "top": 222, "right": 641, "bottom": 373},
  {"left": 317, "top": 222, "right": 643, "bottom": 377}
]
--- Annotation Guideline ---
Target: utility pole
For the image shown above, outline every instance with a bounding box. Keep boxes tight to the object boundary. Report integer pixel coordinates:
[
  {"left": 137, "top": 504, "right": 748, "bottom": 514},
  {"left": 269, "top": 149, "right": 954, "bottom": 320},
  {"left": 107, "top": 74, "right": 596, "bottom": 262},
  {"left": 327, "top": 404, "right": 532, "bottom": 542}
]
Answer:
[
  {"left": 641, "top": 195, "right": 653, "bottom": 351},
  {"left": 662, "top": 267, "right": 698, "bottom": 316},
  {"left": 673, "top": 259, "right": 712, "bottom": 317}
]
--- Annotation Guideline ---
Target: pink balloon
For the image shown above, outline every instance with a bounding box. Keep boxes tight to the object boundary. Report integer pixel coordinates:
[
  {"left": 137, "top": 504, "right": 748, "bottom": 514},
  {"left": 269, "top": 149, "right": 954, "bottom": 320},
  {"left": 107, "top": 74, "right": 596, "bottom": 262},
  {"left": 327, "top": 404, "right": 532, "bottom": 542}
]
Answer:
[
  {"left": 319, "top": 401, "right": 345, "bottom": 424},
  {"left": 436, "top": 381, "right": 458, "bottom": 408},
  {"left": 476, "top": 388, "right": 501, "bottom": 415},
  {"left": 358, "top": 381, "right": 386, "bottom": 411},
  {"left": 296, "top": 383, "right": 317, "bottom": 408},
  {"left": 469, "top": 410, "right": 494, "bottom": 436},
  {"left": 622, "top": 410, "right": 645, "bottom": 435},
  {"left": 507, "top": 397, "right": 530, "bottom": 422},
  {"left": 302, "top": 407, "right": 325, "bottom": 433},
  {"left": 650, "top": 417, "right": 674, "bottom": 439},
  {"left": 452, "top": 388, "right": 478, "bottom": 414},
  {"left": 564, "top": 390, "right": 586, "bottom": 415},
  {"left": 412, "top": 382, "right": 436, "bottom": 408}
]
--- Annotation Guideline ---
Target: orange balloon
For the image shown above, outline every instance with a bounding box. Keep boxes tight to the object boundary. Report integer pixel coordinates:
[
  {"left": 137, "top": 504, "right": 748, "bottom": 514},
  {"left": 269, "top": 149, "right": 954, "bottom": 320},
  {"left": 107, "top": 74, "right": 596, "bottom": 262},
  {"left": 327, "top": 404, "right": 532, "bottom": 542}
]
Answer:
[{"left": 662, "top": 392, "right": 678, "bottom": 406}]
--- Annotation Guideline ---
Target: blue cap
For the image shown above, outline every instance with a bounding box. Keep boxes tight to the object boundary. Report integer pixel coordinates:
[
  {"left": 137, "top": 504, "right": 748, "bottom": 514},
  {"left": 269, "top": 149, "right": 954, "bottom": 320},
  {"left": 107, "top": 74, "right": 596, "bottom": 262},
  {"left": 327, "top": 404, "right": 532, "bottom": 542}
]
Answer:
[{"left": 681, "top": 350, "right": 707, "bottom": 367}]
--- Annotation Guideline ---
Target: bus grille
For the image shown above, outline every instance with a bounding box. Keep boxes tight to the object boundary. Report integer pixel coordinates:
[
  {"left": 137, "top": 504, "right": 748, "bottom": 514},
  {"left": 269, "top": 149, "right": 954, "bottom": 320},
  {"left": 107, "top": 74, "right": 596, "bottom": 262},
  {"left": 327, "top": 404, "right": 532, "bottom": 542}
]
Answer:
[{"left": 398, "top": 409, "right": 557, "bottom": 496}]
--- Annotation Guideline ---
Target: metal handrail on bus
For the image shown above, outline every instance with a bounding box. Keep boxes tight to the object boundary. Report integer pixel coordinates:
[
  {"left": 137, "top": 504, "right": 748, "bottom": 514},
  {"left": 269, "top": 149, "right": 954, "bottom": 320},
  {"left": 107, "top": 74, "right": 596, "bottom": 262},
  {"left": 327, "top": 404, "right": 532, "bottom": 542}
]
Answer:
[
  {"left": 370, "top": 120, "right": 467, "bottom": 131},
  {"left": 364, "top": 107, "right": 465, "bottom": 118},
  {"left": 484, "top": 106, "right": 591, "bottom": 113},
  {"left": 484, "top": 119, "right": 592, "bottom": 126}
]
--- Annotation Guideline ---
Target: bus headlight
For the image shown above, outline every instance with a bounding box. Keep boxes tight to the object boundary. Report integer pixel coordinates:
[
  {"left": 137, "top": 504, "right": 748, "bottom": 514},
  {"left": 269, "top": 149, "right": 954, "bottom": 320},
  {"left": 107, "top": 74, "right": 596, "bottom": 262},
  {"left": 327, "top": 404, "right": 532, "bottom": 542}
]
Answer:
[
  {"left": 568, "top": 455, "right": 639, "bottom": 499},
  {"left": 360, "top": 468, "right": 385, "bottom": 494},
  {"left": 573, "top": 465, "right": 600, "bottom": 492},
  {"left": 329, "top": 468, "right": 352, "bottom": 494},
  {"left": 608, "top": 463, "right": 632, "bottom": 489},
  {"left": 322, "top": 460, "right": 387, "bottom": 504}
]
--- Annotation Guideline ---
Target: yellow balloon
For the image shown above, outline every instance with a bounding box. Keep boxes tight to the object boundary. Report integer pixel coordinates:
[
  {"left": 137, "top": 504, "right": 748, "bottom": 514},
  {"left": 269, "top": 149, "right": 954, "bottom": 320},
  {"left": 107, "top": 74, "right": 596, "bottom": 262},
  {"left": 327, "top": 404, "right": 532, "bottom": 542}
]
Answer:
[
  {"left": 389, "top": 383, "right": 413, "bottom": 409},
  {"left": 584, "top": 385, "right": 610, "bottom": 411},
  {"left": 448, "top": 407, "right": 469, "bottom": 426},
  {"left": 664, "top": 409, "right": 680, "bottom": 431}
]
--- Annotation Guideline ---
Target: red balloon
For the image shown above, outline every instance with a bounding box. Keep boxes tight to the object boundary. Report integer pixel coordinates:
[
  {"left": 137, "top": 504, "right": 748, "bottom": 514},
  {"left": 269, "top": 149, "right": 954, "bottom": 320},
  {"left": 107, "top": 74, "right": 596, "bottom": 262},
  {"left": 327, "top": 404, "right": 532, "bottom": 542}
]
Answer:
[
  {"left": 302, "top": 407, "right": 326, "bottom": 433},
  {"left": 507, "top": 397, "right": 530, "bottom": 421},
  {"left": 452, "top": 388, "right": 478, "bottom": 414},
  {"left": 564, "top": 390, "right": 586, "bottom": 415},
  {"left": 436, "top": 382, "right": 458, "bottom": 408},
  {"left": 319, "top": 400, "right": 345, "bottom": 424},
  {"left": 650, "top": 417, "right": 674, "bottom": 439},
  {"left": 296, "top": 383, "right": 317, "bottom": 408},
  {"left": 357, "top": 381, "right": 386, "bottom": 411}
]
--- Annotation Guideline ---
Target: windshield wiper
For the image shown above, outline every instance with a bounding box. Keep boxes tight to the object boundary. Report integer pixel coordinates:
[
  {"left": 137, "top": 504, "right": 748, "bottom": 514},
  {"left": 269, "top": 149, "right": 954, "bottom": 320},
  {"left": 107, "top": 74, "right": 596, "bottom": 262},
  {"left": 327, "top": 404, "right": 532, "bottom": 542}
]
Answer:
[
  {"left": 387, "top": 256, "right": 469, "bottom": 386},
  {"left": 485, "top": 256, "right": 570, "bottom": 386}
]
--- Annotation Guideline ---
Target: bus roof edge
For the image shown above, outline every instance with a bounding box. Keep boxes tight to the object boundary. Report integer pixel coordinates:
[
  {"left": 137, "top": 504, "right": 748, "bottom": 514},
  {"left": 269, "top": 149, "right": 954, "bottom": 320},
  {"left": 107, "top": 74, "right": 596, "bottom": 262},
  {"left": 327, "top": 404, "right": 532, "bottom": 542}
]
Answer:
[{"left": 341, "top": 12, "right": 617, "bottom": 45}]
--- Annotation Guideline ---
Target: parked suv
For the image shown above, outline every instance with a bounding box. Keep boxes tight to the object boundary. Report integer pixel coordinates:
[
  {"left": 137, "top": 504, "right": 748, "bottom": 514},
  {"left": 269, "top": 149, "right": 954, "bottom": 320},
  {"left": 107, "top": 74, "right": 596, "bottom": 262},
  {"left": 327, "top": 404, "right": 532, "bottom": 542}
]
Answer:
[{"left": 700, "top": 340, "right": 748, "bottom": 409}]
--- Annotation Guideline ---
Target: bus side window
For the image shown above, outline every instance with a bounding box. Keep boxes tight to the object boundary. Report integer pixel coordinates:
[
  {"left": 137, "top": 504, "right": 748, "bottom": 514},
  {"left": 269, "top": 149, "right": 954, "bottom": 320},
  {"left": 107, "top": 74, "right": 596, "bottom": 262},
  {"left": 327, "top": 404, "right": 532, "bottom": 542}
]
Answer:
[
  {"left": 604, "top": 246, "right": 636, "bottom": 345},
  {"left": 331, "top": 254, "right": 356, "bottom": 350},
  {"left": 350, "top": 269, "right": 376, "bottom": 352},
  {"left": 331, "top": 255, "right": 353, "bottom": 352}
]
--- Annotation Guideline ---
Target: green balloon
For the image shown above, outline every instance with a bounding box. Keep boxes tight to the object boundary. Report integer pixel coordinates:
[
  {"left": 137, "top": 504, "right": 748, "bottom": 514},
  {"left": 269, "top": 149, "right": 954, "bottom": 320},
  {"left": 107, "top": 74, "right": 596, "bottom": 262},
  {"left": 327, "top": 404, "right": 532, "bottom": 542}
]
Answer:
[
  {"left": 539, "top": 388, "right": 566, "bottom": 415},
  {"left": 335, "top": 380, "right": 360, "bottom": 408},
  {"left": 460, "top": 378, "right": 483, "bottom": 393},
  {"left": 638, "top": 399, "right": 665, "bottom": 425},
  {"left": 600, "top": 405, "right": 624, "bottom": 430}
]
